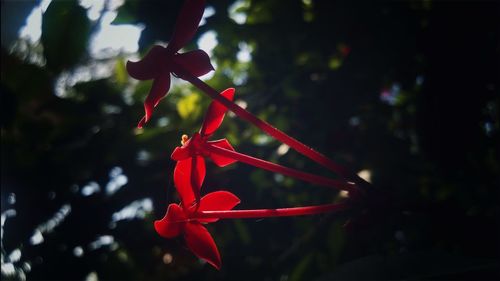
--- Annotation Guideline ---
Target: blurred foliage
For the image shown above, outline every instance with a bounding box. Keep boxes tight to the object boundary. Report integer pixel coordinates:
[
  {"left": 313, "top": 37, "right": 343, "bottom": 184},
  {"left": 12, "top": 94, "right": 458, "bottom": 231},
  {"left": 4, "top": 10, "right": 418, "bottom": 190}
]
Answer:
[
  {"left": 41, "top": 1, "right": 91, "bottom": 72},
  {"left": 1, "top": 0, "right": 499, "bottom": 280}
]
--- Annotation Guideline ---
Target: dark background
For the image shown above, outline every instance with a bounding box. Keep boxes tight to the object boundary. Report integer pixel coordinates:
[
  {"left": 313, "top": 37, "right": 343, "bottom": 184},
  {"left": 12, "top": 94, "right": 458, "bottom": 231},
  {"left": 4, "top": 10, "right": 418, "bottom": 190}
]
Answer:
[{"left": 1, "top": 0, "right": 499, "bottom": 280}]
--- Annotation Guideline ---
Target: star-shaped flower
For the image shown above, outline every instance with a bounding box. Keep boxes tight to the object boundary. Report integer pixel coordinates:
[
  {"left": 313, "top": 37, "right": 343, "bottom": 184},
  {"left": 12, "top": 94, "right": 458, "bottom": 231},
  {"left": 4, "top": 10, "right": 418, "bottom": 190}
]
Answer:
[
  {"left": 171, "top": 88, "right": 238, "bottom": 207},
  {"left": 154, "top": 191, "right": 241, "bottom": 269},
  {"left": 127, "top": 0, "right": 214, "bottom": 128}
]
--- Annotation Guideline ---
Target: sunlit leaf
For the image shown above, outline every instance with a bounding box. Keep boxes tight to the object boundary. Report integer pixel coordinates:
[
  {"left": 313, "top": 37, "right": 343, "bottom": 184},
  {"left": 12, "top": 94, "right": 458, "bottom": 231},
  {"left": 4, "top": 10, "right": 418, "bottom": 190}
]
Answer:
[
  {"left": 114, "top": 58, "right": 128, "bottom": 85},
  {"left": 328, "top": 56, "right": 342, "bottom": 70},
  {"left": 176, "top": 93, "right": 201, "bottom": 120}
]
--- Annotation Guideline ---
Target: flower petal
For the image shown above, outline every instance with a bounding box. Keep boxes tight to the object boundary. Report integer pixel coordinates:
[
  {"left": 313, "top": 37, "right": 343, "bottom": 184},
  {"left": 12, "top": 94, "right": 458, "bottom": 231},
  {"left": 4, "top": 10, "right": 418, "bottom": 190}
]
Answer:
[
  {"left": 171, "top": 144, "right": 191, "bottom": 161},
  {"left": 138, "top": 72, "right": 171, "bottom": 128},
  {"left": 172, "top": 50, "right": 214, "bottom": 78},
  {"left": 197, "top": 191, "right": 240, "bottom": 223},
  {"left": 137, "top": 115, "right": 147, "bottom": 129},
  {"left": 154, "top": 204, "right": 186, "bottom": 238},
  {"left": 190, "top": 156, "right": 205, "bottom": 205},
  {"left": 166, "top": 0, "right": 206, "bottom": 54},
  {"left": 206, "top": 139, "right": 237, "bottom": 167},
  {"left": 184, "top": 222, "right": 221, "bottom": 270},
  {"left": 174, "top": 156, "right": 206, "bottom": 208},
  {"left": 127, "top": 45, "right": 167, "bottom": 80},
  {"left": 200, "top": 88, "right": 235, "bottom": 137},
  {"left": 200, "top": 191, "right": 240, "bottom": 211}
]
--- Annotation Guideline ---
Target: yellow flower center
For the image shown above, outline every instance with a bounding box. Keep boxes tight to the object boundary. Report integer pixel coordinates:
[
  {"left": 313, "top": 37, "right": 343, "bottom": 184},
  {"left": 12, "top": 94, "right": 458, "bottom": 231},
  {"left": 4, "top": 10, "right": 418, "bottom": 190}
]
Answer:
[{"left": 181, "top": 134, "right": 189, "bottom": 145}]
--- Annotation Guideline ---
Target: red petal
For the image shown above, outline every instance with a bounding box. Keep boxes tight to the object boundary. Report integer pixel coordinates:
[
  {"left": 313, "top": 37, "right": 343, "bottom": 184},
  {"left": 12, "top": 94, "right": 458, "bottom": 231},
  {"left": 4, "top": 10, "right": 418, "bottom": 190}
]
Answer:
[
  {"left": 197, "top": 191, "right": 240, "bottom": 223},
  {"left": 173, "top": 156, "right": 206, "bottom": 208},
  {"left": 200, "top": 88, "right": 235, "bottom": 137},
  {"left": 207, "top": 139, "right": 237, "bottom": 167},
  {"left": 154, "top": 204, "right": 186, "bottom": 238},
  {"left": 190, "top": 156, "right": 205, "bottom": 205},
  {"left": 172, "top": 50, "right": 214, "bottom": 78},
  {"left": 137, "top": 116, "right": 147, "bottom": 129},
  {"left": 166, "top": 0, "right": 206, "bottom": 54},
  {"left": 174, "top": 159, "right": 195, "bottom": 207},
  {"left": 127, "top": 45, "right": 166, "bottom": 80},
  {"left": 184, "top": 222, "right": 221, "bottom": 270},
  {"left": 140, "top": 72, "right": 171, "bottom": 127},
  {"left": 171, "top": 145, "right": 191, "bottom": 161}
]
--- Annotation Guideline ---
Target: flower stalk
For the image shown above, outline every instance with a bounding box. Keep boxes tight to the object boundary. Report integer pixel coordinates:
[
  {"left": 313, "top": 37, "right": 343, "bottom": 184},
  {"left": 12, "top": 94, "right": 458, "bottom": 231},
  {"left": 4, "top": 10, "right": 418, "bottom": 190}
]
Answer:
[
  {"left": 194, "top": 202, "right": 349, "bottom": 219},
  {"left": 202, "top": 142, "right": 359, "bottom": 194}
]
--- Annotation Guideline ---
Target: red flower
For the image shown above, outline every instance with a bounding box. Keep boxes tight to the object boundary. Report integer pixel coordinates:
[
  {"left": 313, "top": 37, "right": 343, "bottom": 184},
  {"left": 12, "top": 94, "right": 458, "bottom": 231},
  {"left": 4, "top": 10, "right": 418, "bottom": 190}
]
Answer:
[
  {"left": 154, "top": 191, "right": 241, "bottom": 269},
  {"left": 127, "top": 0, "right": 214, "bottom": 128},
  {"left": 171, "top": 88, "right": 237, "bottom": 207}
]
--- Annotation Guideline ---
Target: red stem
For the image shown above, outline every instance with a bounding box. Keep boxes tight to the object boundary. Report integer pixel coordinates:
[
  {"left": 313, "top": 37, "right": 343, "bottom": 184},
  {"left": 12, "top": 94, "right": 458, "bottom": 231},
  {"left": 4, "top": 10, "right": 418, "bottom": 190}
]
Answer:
[
  {"left": 194, "top": 202, "right": 348, "bottom": 219},
  {"left": 178, "top": 69, "right": 370, "bottom": 189},
  {"left": 203, "top": 143, "right": 358, "bottom": 194}
]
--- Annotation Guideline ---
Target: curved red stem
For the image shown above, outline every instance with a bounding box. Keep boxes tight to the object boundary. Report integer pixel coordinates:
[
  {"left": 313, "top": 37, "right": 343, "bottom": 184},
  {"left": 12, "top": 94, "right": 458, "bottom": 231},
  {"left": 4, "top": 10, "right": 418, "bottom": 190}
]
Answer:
[
  {"left": 203, "top": 143, "right": 358, "bottom": 194},
  {"left": 195, "top": 202, "right": 349, "bottom": 219}
]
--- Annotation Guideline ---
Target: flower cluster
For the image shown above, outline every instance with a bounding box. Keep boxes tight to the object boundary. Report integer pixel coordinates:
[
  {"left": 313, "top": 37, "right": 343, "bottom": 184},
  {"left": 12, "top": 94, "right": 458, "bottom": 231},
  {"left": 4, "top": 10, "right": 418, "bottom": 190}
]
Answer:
[{"left": 128, "top": 0, "right": 368, "bottom": 269}]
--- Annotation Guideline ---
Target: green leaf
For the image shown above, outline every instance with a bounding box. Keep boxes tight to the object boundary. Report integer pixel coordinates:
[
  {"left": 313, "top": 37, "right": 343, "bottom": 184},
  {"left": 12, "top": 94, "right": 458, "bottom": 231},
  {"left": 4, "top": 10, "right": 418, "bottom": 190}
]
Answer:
[
  {"left": 290, "top": 253, "right": 314, "bottom": 281},
  {"left": 233, "top": 220, "right": 251, "bottom": 245},
  {"left": 328, "top": 56, "right": 342, "bottom": 70},
  {"left": 176, "top": 93, "right": 201, "bottom": 120},
  {"left": 111, "top": 1, "right": 138, "bottom": 24},
  {"left": 114, "top": 58, "right": 128, "bottom": 85},
  {"left": 41, "top": 1, "right": 91, "bottom": 73},
  {"left": 327, "top": 222, "right": 345, "bottom": 264}
]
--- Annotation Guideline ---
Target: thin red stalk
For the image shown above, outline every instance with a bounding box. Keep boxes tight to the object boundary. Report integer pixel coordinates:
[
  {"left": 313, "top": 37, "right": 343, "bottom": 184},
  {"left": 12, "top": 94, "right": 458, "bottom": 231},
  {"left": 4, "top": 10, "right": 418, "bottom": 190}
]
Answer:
[
  {"left": 178, "top": 68, "right": 370, "bottom": 190},
  {"left": 203, "top": 143, "right": 357, "bottom": 193},
  {"left": 194, "top": 202, "right": 348, "bottom": 219}
]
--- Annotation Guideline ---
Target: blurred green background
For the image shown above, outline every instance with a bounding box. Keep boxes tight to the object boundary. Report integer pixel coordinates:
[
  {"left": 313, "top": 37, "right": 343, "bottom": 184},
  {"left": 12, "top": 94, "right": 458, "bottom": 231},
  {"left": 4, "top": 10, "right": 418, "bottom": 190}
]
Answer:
[{"left": 1, "top": 0, "right": 499, "bottom": 280}]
